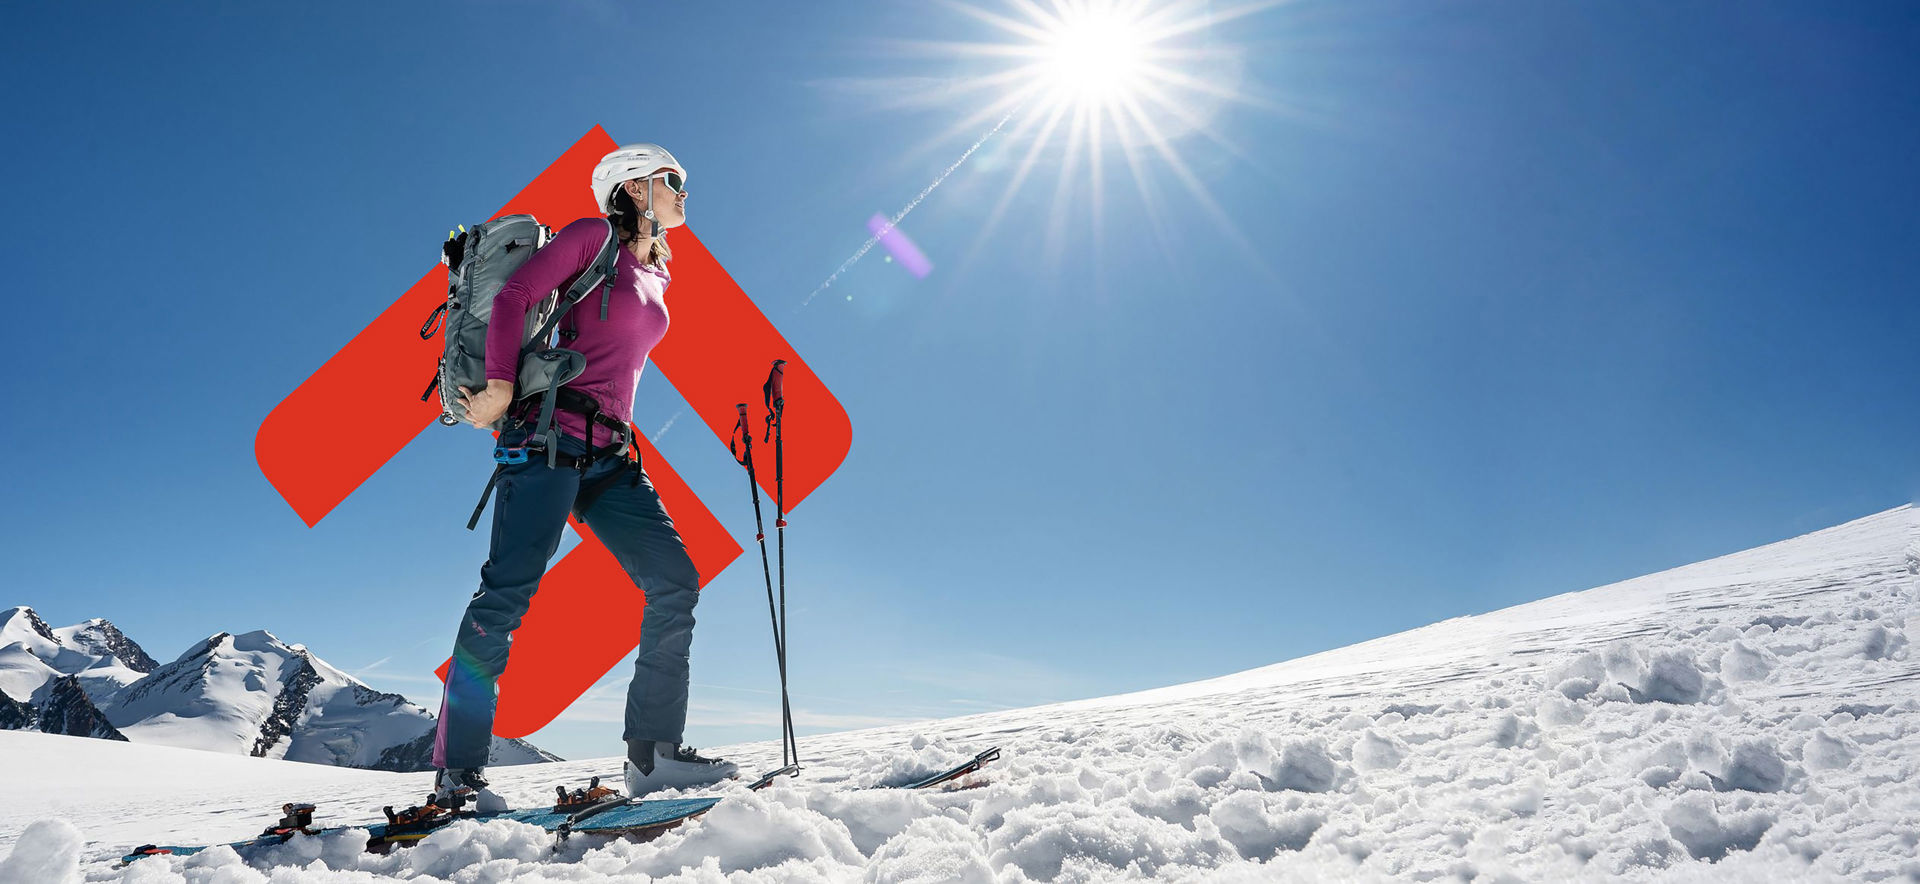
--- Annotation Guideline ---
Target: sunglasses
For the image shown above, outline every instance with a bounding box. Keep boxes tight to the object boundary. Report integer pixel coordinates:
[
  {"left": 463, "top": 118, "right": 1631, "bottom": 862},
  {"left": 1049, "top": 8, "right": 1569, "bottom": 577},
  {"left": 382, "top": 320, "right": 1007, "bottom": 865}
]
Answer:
[{"left": 648, "top": 171, "right": 685, "bottom": 194}]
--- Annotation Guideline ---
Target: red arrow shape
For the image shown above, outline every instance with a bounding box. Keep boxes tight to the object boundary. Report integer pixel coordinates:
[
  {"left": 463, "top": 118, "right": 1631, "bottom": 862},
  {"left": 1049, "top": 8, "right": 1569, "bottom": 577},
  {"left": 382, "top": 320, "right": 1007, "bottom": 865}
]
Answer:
[{"left": 256, "top": 126, "right": 851, "bottom": 736}]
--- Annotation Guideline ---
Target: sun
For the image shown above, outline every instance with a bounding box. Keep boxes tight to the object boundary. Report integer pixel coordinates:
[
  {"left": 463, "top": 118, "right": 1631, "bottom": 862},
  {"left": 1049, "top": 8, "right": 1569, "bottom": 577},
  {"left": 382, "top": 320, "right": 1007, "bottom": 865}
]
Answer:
[
  {"left": 802, "top": 0, "right": 1289, "bottom": 305},
  {"left": 1038, "top": 8, "right": 1150, "bottom": 106},
  {"left": 877, "top": 0, "right": 1287, "bottom": 277}
]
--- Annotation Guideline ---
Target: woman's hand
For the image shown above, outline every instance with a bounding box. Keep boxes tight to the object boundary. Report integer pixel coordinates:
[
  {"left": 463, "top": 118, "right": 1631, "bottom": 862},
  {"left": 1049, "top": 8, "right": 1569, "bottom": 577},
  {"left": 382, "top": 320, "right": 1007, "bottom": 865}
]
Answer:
[{"left": 459, "top": 379, "right": 515, "bottom": 428}]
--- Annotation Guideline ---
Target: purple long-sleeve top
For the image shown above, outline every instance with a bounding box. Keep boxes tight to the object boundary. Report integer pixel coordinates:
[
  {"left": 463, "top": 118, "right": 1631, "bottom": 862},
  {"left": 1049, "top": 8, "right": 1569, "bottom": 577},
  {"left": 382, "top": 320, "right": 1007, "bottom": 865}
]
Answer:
[{"left": 486, "top": 217, "right": 672, "bottom": 449}]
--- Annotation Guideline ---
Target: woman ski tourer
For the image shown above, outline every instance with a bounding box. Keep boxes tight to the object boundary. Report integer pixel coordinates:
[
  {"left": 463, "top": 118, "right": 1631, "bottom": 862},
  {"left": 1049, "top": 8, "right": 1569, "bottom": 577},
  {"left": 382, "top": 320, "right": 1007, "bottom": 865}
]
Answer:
[{"left": 430, "top": 143, "right": 737, "bottom": 810}]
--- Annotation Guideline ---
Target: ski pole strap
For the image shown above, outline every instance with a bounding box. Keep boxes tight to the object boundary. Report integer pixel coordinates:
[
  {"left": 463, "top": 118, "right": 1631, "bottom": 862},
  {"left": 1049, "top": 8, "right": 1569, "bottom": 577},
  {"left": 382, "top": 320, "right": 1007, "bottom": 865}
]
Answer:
[
  {"left": 762, "top": 360, "right": 785, "bottom": 409},
  {"left": 762, "top": 359, "right": 786, "bottom": 442},
  {"left": 730, "top": 402, "right": 752, "bottom": 465}
]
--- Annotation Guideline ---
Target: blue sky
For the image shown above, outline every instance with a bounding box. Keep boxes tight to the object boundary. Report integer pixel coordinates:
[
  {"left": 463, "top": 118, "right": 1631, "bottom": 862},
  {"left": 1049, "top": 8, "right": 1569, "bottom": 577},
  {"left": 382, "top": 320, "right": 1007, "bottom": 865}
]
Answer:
[{"left": 2, "top": 1, "right": 1916, "bottom": 762}]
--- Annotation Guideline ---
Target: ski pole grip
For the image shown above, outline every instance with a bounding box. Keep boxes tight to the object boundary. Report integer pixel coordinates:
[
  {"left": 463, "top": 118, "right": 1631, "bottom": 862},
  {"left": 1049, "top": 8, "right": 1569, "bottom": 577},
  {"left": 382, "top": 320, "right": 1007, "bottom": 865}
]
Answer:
[{"left": 764, "top": 359, "right": 786, "bottom": 411}]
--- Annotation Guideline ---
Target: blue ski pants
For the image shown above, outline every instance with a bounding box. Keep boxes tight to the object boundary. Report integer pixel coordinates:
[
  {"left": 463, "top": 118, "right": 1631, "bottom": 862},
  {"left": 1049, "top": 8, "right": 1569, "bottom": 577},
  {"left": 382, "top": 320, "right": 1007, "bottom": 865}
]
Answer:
[{"left": 433, "top": 418, "right": 702, "bottom": 770}]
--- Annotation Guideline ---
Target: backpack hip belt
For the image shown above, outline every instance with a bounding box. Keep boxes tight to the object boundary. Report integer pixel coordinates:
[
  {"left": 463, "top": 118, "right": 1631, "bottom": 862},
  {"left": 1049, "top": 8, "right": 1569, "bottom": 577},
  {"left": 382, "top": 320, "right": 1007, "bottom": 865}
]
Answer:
[{"left": 466, "top": 388, "right": 640, "bottom": 531}]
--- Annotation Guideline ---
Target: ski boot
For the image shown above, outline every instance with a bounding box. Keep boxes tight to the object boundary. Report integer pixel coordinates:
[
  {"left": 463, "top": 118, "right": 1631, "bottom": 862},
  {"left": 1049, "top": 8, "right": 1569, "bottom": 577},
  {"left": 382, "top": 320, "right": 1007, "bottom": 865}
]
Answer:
[
  {"left": 431, "top": 766, "right": 508, "bottom": 813},
  {"left": 623, "top": 740, "right": 740, "bottom": 796}
]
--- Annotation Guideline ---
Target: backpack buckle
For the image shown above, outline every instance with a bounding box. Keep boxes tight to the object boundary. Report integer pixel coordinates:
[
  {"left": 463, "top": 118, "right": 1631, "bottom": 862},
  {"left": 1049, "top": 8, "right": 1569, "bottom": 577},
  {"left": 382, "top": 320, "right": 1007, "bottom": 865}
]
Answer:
[{"left": 493, "top": 445, "right": 531, "bottom": 465}]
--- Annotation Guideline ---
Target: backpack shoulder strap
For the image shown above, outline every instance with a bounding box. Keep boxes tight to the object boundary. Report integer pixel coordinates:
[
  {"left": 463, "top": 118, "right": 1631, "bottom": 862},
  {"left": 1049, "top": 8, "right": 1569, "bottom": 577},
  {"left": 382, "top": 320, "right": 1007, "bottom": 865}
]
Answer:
[
  {"left": 517, "top": 220, "right": 622, "bottom": 364},
  {"left": 596, "top": 217, "right": 619, "bottom": 320}
]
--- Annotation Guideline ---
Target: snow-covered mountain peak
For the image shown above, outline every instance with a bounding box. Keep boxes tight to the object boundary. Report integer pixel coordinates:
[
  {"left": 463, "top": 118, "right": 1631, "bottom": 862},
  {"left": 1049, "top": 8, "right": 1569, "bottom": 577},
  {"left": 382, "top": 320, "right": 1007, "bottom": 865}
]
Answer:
[
  {"left": 0, "top": 608, "right": 134, "bottom": 743},
  {"left": 0, "top": 609, "right": 154, "bottom": 711},
  {"left": 0, "top": 606, "right": 59, "bottom": 651},
  {"left": 175, "top": 630, "right": 229, "bottom": 666},
  {"left": 52, "top": 618, "right": 158, "bottom": 674},
  {"left": 227, "top": 629, "right": 291, "bottom": 656},
  {"left": 2, "top": 609, "right": 556, "bottom": 772},
  {"left": 102, "top": 623, "right": 556, "bottom": 770}
]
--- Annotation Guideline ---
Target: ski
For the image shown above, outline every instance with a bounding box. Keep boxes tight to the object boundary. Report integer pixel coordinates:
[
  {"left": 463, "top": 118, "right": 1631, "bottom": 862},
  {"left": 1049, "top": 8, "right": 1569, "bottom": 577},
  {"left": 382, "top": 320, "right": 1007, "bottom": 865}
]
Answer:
[
  {"left": 739, "top": 746, "right": 1003, "bottom": 793},
  {"left": 119, "top": 783, "right": 719, "bottom": 865},
  {"left": 746, "top": 762, "right": 802, "bottom": 791},
  {"left": 897, "top": 746, "right": 1000, "bottom": 790},
  {"left": 121, "top": 802, "right": 319, "bottom": 863},
  {"left": 121, "top": 747, "right": 1000, "bottom": 865}
]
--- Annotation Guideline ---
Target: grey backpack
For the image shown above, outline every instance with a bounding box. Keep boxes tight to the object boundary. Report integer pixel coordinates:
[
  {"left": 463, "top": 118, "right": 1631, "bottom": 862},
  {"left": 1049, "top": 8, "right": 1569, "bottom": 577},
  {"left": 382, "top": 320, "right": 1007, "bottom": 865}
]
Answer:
[{"left": 418, "top": 215, "right": 619, "bottom": 457}]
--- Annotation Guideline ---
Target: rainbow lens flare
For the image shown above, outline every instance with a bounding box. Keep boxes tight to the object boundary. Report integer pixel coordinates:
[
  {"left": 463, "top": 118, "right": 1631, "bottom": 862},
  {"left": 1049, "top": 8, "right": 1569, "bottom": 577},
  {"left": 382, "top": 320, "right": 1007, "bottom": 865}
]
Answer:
[{"left": 868, "top": 214, "right": 933, "bottom": 279}]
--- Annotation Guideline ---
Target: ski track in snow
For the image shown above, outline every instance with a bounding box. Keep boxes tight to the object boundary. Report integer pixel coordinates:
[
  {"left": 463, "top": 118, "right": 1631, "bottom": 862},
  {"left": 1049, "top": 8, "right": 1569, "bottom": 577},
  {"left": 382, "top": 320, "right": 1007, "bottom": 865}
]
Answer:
[{"left": 2, "top": 507, "right": 1917, "bottom": 882}]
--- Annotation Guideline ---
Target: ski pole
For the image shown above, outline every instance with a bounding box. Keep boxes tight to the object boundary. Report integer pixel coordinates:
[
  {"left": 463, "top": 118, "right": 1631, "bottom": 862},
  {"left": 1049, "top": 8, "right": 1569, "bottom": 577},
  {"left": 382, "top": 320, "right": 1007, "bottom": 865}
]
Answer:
[
  {"left": 762, "top": 360, "right": 796, "bottom": 765},
  {"left": 732, "top": 392, "right": 797, "bottom": 769}
]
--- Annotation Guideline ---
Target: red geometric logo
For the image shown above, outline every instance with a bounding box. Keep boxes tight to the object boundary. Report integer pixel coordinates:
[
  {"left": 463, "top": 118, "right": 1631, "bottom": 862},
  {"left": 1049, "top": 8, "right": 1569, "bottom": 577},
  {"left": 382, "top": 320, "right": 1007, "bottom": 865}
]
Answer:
[{"left": 255, "top": 127, "right": 851, "bottom": 737}]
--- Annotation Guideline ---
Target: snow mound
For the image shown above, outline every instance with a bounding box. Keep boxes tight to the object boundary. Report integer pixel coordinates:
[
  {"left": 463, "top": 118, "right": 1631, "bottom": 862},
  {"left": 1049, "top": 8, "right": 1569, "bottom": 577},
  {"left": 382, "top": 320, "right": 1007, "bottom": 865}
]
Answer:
[{"left": 0, "top": 818, "right": 82, "bottom": 884}]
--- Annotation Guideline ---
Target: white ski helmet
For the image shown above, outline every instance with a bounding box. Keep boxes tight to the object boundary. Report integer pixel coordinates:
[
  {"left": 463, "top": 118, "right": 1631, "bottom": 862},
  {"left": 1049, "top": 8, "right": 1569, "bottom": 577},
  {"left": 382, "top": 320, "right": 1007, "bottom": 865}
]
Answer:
[{"left": 591, "top": 143, "right": 686, "bottom": 214}]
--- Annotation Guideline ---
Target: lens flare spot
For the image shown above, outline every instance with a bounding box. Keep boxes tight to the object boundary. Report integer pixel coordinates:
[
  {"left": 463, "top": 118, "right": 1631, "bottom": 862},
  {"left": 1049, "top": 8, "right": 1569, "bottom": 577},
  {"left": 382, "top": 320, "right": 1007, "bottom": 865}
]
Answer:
[{"left": 868, "top": 213, "right": 934, "bottom": 279}]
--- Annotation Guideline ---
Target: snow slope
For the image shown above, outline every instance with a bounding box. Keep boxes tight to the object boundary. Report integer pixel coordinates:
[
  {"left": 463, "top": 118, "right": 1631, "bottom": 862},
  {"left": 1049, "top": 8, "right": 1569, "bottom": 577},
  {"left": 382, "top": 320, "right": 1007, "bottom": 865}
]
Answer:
[{"left": 1, "top": 505, "right": 1915, "bottom": 882}]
